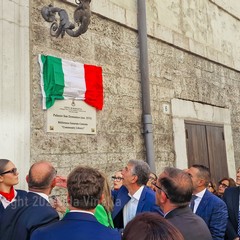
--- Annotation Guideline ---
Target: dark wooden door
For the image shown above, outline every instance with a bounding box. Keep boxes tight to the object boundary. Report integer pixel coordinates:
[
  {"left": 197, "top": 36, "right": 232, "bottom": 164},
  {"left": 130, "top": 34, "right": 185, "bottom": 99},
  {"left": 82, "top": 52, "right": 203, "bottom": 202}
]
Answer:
[{"left": 185, "top": 122, "right": 228, "bottom": 183}]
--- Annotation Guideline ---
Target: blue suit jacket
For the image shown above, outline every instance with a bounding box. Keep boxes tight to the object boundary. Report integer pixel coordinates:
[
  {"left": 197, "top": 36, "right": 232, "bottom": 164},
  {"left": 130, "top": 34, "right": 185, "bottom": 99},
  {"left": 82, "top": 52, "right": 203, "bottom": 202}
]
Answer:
[
  {"left": 0, "top": 192, "right": 59, "bottom": 240},
  {"left": 112, "top": 185, "right": 162, "bottom": 229},
  {"left": 223, "top": 186, "right": 240, "bottom": 240},
  {"left": 30, "top": 212, "right": 121, "bottom": 240},
  {"left": 0, "top": 189, "right": 27, "bottom": 218},
  {"left": 195, "top": 189, "right": 228, "bottom": 240}
]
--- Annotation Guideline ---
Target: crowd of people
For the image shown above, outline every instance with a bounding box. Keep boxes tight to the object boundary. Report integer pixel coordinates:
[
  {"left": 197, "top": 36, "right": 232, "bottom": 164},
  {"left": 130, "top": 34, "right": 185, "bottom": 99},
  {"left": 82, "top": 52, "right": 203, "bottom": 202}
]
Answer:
[{"left": 0, "top": 158, "right": 239, "bottom": 240}]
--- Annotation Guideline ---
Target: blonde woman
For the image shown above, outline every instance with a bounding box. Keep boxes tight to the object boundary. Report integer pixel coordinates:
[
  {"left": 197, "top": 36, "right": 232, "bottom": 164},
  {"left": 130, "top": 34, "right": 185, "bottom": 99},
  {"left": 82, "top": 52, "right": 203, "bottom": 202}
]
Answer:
[{"left": 95, "top": 174, "right": 114, "bottom": 228}]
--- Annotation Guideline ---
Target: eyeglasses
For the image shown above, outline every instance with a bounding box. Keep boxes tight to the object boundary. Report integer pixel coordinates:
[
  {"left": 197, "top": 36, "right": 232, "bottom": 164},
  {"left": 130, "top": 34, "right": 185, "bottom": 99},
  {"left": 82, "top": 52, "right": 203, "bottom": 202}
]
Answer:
[
  {"left": 112, "top": 176, "right": 123, "bottom": 182},
  {"left": 219, "top": 182, "right": 229, "bottom": 188},
  {"left": 0, "top": 168, "right": 18, "bottom": 176},
  {"left": 152, "top": 182, "right": 169, "bottom": 198}
]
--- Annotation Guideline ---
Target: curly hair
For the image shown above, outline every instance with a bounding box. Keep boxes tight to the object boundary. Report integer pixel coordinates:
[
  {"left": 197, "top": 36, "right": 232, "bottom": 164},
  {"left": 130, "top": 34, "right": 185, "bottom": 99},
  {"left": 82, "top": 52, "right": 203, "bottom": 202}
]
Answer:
[{"left": 67, "top": 166, "right": 104, "bottom": 210}]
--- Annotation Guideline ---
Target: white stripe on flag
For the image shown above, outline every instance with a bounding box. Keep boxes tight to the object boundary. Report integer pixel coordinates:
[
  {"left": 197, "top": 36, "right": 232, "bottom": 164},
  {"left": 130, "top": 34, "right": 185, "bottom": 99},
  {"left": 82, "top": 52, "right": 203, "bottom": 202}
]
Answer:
[
  {"left": 38, "top": 54, "right": 47, "bottom": 109},
  {"left": 62, "top": 59, "right": 86, "bottom": 99}
]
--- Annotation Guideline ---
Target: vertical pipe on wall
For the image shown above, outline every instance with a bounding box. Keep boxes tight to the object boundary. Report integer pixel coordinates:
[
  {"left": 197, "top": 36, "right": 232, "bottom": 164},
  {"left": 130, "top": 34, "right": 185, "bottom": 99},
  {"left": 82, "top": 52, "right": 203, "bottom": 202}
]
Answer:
[{"left": 137, "top": 0, "right": 156, "bottom": 172}]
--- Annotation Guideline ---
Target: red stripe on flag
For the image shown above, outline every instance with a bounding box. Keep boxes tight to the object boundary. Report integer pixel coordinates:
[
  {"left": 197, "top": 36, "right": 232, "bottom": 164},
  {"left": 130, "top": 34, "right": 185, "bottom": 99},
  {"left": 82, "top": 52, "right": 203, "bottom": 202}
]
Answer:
[{"left": 84, "top": 64, "right": 103, "bottom": 110}]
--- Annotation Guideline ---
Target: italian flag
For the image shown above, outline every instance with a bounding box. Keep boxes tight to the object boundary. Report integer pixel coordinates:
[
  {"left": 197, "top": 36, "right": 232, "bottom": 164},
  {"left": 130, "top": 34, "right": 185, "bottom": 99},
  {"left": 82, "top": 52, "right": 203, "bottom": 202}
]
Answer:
[{"left": 39, "top": 54, "right": 103, "bottom": 110}]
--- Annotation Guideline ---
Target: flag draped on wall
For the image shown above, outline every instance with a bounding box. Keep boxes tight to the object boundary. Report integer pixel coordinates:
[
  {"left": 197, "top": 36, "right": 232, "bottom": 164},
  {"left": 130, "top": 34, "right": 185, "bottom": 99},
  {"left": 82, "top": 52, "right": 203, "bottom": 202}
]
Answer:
[{"left": 39, "top": 54, "right": 103, "bottom": 110}]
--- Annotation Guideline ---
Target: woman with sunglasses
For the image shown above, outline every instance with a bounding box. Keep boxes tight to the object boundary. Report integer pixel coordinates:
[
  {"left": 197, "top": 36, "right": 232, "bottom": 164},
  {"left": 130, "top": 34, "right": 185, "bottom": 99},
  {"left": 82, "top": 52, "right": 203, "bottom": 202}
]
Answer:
[
  {"left": 0, "top": 159, "right": 26, "bottom": 216},
  {"left": 216, "top": 177, "right": 236, "bottom": 198}
]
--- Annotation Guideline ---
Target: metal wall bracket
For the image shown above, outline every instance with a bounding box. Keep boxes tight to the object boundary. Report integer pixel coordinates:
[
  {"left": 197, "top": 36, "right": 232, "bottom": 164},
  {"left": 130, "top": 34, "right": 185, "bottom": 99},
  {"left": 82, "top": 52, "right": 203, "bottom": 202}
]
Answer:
[{"left": 41, "top": 0, "right": 91, "bottom": 38}]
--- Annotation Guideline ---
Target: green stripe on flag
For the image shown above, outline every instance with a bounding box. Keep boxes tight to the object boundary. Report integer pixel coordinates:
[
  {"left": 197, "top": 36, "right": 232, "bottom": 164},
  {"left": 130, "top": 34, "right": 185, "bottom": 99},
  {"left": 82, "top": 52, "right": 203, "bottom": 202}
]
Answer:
[{"left": 41, "top": 55, "right": 65, "bottom": 109}]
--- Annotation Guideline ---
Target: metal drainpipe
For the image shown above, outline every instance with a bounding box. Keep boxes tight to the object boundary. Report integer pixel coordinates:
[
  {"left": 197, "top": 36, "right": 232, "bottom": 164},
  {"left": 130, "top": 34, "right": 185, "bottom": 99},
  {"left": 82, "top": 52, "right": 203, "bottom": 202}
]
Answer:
[{"left": 137, "top": 0, "right": 156, "bottom": 172}]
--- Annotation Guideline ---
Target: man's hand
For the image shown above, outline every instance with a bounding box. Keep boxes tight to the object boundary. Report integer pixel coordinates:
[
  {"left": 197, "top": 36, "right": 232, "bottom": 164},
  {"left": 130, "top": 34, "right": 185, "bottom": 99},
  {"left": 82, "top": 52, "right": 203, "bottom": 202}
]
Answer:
[{"left": 55, "top": 176, "right": 67, "bottom": 188}]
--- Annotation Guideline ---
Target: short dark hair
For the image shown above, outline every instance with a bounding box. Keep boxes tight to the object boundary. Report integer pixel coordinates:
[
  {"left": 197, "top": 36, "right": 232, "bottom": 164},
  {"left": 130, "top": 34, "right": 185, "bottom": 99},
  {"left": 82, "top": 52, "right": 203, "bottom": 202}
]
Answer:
[
  {"left": 192, "top": 164, "right": 211, "bottom": 187},
  {"left": 128, "top": 160, "right": 150, "bottom": 185},
  {"left": 0, "top": 159, "right": 10, "bottom": 173},
  {"left": 159, "top": 167, "right": 193, "bottom": 207},
  {"left": 67, "top": 166, "right": 104, "bottom": 210},
  {"left": 123, "top": 212, "right": 184, "bottom": 240},
  {"left": 28, "top": 161, "right": 56, "bottom": 190}
]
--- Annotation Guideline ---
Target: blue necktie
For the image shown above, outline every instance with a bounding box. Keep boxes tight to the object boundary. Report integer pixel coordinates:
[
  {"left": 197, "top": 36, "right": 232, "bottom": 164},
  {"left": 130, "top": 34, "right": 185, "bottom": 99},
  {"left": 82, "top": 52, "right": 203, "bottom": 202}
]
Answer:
[{"left": 190, "top": 195, "right": 197, "bottom": 212}]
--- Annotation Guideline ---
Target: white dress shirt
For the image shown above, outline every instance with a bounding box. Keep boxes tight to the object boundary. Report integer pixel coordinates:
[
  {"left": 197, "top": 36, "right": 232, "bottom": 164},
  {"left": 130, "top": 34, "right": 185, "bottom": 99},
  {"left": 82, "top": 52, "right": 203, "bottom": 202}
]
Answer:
[
  {"left": 123, "top": 185, "right": 144, "bottom": 227},
  {"left": 192, "top": 188, "right": 206, "bottom": 213}
]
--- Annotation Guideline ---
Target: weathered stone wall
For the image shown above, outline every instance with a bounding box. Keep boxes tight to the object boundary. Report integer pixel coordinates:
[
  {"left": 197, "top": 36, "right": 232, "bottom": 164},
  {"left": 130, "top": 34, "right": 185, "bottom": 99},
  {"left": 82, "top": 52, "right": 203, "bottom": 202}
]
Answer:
[
  {"left": 31, "top": 0, "right": 240, "bottom": 192},
  {"left": 147, "top": 39, "right": 240, "bottom": 170},
  {"left": 31, "top": 1, "right": 145, "bottom": 185}
]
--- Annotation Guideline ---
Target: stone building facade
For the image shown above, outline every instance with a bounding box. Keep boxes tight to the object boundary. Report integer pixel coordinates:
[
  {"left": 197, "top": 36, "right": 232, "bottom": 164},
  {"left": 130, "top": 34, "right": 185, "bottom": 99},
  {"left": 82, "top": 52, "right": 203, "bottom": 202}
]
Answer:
[{"left": 1, "top": 0, "right": 240, "bottom": 189}]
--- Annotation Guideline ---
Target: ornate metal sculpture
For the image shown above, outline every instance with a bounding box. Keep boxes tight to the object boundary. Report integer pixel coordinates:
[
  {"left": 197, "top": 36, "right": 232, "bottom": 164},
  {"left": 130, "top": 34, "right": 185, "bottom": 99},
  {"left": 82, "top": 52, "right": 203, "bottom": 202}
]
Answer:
[{"left": 41, "top": 0, "right": 91, "bottom": 38}]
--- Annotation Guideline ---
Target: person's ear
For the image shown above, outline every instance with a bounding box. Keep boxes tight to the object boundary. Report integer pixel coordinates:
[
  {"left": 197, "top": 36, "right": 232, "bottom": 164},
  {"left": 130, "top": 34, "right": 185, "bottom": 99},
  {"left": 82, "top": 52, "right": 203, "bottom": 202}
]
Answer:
[
  {"left": 0, "top": 175, "right": 3, "bottom": 183},
  {"left": 132, "top": 175, "right": 138, "bottom": 183},
  {"left": 161, "top": 190, "right": 168, "bottom": 203},
  {"left": 156, "top": 190, "right": 166, "bottom": 205},
  {"left": 67, "top": 193, "right": 71, "bottom": 204},
  {"left": 26, "top": 175, "right": 29, "bottom": 183},
  {"left": 51, "top": 177, "right": 57, "bottom": 188},
  {"left": 198, "top": 178, "right": 205, "bottom": 187}
]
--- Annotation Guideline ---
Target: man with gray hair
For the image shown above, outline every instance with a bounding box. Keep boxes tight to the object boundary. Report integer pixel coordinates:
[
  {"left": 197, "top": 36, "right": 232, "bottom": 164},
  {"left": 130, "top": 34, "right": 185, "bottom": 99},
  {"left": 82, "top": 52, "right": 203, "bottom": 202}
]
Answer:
[
  {"left": 112, "top": 160, "right": 162, "bottom": 229},
  {"left": 155, "top": 167, "right": 212, "bottom": 240}
]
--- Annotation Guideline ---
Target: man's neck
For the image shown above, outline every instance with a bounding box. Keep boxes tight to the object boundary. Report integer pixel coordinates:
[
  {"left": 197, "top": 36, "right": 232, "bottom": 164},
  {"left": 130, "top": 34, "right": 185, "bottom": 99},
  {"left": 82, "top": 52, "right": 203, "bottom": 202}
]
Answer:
[
  {"left": 162, "top": 202, "right": 178, "bottom": 215},
  {"left": 0, "top": 185, "right": 12, "bottom": 193},
  {"left": 193, "top": 186, "right": 206, "bottom": 194},
  {"left": 127, "top": 184, "right": 142, "bottom": 196},
  {"left": 69, "top": 206, "right": 95, "bottom": 214},
  {"left": 28, "top": 187, "right": 51, "bottom": 196}
]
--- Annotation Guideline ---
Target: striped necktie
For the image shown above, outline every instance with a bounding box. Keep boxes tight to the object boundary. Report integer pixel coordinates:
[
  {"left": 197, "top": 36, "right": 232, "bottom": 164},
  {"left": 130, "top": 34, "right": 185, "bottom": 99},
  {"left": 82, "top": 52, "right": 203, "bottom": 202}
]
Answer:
[{"left": 190, "top": 195, "right": 197, "bottom": 212}]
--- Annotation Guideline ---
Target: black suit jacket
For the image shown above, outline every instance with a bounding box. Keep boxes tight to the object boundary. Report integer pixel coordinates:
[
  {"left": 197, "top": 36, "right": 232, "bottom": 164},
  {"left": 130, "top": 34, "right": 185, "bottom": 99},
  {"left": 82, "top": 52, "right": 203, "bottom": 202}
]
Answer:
[
  {"left": 0, "top": 192, "right": 59, "bottom": 240},
  {"left": 165, "top": 206, "right": 212, "bottom": 240},
  {"left": 223, "top": 186, "right": 240, "bottom": 240}
]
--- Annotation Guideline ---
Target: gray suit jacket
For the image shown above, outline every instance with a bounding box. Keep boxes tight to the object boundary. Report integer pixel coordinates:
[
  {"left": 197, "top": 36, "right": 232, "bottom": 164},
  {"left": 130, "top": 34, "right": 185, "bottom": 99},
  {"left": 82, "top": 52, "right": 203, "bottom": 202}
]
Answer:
[{"left": 165, "top": 206, "right": 212, "bottom": 240}]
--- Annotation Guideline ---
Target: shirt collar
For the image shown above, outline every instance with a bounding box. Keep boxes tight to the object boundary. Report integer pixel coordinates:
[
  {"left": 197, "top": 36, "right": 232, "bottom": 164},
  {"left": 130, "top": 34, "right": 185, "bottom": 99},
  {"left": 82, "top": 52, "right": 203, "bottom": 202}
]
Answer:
[
  {"left": 70, "top": 210, "right": 94, "bottom": 216},
  {"left": 128, "top": 185, "right": 144, "bottom": 200},
  {"left": 195, "top": 188, "right": 206, "bottom": 199},
  {"left": 29, "top": 191, "right": 49, "bottom": 202}
]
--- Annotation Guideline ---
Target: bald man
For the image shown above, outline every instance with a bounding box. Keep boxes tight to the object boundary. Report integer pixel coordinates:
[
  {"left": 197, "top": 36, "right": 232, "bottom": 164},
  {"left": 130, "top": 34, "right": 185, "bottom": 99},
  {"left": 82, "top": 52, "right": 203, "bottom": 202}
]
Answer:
[{"left": 0, "top": 161, "right": 59, "bottom": 240}]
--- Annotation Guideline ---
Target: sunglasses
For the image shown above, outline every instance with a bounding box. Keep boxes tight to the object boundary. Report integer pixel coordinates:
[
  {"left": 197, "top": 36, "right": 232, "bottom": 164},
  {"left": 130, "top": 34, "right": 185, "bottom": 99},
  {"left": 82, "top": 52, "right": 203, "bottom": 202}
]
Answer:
[
  {"left": 112, "top": 176, "right": 123, "bottom": 182},
  {"left": 0, "top": 168, "right": 18, "bottom": 176},
  {"left": 152, "top": 182, "right": 169, "bottom": 198},
  {"left": 219, "top": 182, "right": 229, "bottom": 188}
]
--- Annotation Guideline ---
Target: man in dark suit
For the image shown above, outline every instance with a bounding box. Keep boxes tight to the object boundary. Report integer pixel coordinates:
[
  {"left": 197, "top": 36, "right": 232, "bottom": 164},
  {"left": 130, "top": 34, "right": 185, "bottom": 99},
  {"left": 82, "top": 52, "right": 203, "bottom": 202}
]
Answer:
[
  {"left": 0, "top": 161, "right": 59, "bottom": 240},
  {"left": 155, "top": 167, "right": 212, "bottom": 240},
  {"left": 187, "top": 164, "right": 228, "bottom": 240},
  {"left": 111, "top": 160, "right": 162, "bottom": 229},
  {"left": 223, "top": 167, "right": 240, "bottom": 240},
  {"left": 31, "top": 166, "right": 120, "bottom": 240}
]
